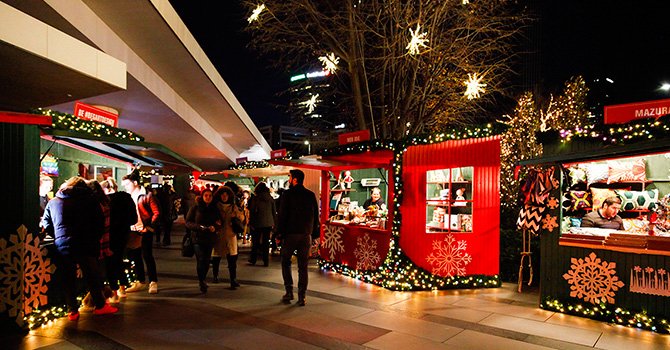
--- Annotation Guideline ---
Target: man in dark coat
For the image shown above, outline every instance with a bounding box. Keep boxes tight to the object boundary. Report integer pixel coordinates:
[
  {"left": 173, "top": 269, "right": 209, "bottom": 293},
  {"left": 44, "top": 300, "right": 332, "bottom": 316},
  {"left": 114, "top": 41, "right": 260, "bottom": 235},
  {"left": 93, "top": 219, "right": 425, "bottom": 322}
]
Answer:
[
  {"left": 41, "top": 176, "right": 117, "bottom": 320},
  {"left": 276, "top": 169, "right": 320, "bottom": 306}
]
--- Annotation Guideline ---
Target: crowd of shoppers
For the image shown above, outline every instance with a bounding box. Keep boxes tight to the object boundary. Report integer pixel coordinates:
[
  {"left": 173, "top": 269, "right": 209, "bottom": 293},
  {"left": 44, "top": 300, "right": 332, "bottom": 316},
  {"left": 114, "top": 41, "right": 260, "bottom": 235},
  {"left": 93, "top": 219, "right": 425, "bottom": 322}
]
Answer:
[{"left": 40, "top": 169, "right": 322, "bottom": 322}]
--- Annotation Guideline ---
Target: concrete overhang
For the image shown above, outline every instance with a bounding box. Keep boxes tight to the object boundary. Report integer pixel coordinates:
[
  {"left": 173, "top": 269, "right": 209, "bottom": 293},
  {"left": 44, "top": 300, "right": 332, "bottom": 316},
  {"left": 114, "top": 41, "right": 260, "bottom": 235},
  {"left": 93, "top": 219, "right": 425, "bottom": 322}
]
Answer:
[
  {"left": 0, "top": 1, "right": 126, "bottom": 111},
  {"left": 1, "top": 0, "right": 272, "bottom": 172}
]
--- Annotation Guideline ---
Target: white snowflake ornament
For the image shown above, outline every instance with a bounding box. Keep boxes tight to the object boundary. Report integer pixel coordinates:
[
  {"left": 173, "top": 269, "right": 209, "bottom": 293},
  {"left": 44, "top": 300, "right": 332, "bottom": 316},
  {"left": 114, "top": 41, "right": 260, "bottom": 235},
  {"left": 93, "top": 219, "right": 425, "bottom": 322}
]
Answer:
[
  {"left": 247, "top": 4, "right": 266, "bottom": 24},
  {"left": 318, "top": 53, "right": 340, "bottom": 74},
  {"left": 464, "top": 73, "right": 487, "bottom": 100},
  {"left": 406, "top": 23, "right": 429, "bottom": 55},
  {"left": 300, "top": 94, "right": 320, "bottom": 114}
]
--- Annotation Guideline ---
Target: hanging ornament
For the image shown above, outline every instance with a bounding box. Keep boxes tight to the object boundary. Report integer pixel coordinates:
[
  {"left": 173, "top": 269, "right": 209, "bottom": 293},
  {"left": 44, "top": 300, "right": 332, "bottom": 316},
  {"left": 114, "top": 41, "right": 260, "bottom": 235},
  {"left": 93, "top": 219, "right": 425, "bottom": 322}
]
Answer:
[
  {"left": 464, "top": 73, "right": 487, "bottom": 100},
  {"left": 318, "top": 53, "right": 340, "bottom": 74},
  {"left": 300, "top": 94, "right": 320, "bottom": 114},
  {"left": 406, "top": 23, "right": 429, "bottom": 55},
  {"left": 247, "top": 4, "right": 266, "bottom": 23}
]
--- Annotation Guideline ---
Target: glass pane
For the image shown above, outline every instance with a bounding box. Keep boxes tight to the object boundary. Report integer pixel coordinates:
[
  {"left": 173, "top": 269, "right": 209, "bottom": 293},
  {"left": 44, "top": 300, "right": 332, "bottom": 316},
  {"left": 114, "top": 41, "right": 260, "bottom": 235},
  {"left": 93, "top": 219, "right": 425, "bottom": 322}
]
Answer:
[{"left": 426, "top": 167, "right": 473, "bottom": 233}]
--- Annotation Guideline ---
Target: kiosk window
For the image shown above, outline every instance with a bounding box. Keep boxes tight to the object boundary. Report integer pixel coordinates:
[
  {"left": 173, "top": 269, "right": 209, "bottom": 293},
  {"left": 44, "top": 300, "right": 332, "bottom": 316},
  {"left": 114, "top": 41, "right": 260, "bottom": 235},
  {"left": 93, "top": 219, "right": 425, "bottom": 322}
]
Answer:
[{"left": 426, "top": 167, "right": 473, "bottom": 233}]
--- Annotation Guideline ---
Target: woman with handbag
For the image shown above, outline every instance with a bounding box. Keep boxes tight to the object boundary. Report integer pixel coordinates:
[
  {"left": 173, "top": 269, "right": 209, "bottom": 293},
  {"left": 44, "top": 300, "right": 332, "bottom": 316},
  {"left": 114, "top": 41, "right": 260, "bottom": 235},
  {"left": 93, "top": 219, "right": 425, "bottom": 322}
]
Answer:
[
  {"left": 185, "top": 188, "right": 220, "bottom": 293},
  {"left": 212, "top": 185, "right": 245, "bottom": 289}
]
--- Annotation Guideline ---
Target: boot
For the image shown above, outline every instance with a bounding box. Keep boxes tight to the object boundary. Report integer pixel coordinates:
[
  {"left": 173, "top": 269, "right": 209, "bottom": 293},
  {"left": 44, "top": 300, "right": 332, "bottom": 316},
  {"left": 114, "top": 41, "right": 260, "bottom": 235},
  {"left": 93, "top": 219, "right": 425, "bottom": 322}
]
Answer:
[
  {"left": 228, "top": 255, "right": 240, "bottom": 289},
  {"left": 211, "top": 257, "right": 221, "bottom": 283},
  {"left": 281, "top": 287, "right": 294, "bottom": 304}
]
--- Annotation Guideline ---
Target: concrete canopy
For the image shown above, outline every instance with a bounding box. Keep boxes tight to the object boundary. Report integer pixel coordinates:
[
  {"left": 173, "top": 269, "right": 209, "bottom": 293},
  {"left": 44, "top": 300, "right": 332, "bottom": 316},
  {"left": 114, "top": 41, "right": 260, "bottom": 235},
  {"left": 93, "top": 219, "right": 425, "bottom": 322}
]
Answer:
[{"left": 0, "top": 0, "right": 271, "bottom": 172}]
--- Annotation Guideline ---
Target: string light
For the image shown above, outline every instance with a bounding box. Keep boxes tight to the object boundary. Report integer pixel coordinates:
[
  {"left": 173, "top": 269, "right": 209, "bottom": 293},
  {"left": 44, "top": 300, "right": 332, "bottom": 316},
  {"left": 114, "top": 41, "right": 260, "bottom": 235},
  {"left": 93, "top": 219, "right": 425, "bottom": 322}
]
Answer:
[{"left": 34, "top": 108, "right": 144, "bottom": 142}]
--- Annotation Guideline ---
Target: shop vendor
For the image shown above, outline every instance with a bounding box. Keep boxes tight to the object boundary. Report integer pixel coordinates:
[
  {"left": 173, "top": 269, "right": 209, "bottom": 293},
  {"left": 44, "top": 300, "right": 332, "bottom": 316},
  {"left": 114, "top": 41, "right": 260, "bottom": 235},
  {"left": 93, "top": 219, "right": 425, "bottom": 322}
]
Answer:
[
  {"left": 581, "top": 196, "right": 624, "bottom": 230},
  {"left": 363, "top": 187, "right": 385, "bottom": 209}
]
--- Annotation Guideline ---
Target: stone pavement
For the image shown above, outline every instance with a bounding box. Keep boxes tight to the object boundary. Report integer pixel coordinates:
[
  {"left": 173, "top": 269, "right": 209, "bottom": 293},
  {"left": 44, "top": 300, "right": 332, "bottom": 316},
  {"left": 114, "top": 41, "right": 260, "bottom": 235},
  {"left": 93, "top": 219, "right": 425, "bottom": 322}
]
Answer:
[{"left": 7, "top": 221, "right": 670, "bottom": 350}]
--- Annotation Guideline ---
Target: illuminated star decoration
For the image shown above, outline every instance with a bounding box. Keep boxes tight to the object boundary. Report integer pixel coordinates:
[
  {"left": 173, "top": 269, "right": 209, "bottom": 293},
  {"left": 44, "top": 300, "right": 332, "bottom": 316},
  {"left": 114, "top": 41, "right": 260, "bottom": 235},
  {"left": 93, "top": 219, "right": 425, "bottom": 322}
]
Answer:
[
  {"left": 300, "top": 94, "right": 319, "bottom": 114},
  {"left": 463, "top": 73, "right": 487, "bottom": 100},
  {"left": 462, "top": 0, "right": 470, "bottom": 4},
  {"left": 406, "top": 23, "right": 429, "bottom": 55},
  {"left": 247, "top": 4, "right": 266, "bottom": 23},
  {"left": 318, "top": 53, "right": 340, "bottom": 74}
]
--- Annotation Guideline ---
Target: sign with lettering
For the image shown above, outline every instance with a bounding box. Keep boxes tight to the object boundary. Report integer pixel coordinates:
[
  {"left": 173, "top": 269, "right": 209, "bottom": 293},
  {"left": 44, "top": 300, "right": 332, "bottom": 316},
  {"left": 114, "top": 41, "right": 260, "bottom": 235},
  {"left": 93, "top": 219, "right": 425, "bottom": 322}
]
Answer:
[
  {"left": 236, "top": 157, "right": 248, "bottom": 165},
  {"left": 40, "top": 154, "right": 59, "bottom": 176},
  {"left": 338, "top": 129, "right": 371, "bottom": 145},
  {"left": 73, "top": 102, "right": 119, "bottom": 127},
  {"left": 604, "top": 98, "right": 670, "bottom": 124},
  {"left": 271, "top": 149, "right": 287, "bottom": 159}
]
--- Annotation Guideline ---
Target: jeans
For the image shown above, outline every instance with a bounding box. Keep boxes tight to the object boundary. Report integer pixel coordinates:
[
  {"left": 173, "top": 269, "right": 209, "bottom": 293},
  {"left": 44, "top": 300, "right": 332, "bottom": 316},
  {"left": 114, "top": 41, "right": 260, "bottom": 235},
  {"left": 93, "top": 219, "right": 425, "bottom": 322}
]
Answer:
[
  {"left": 249, "top": 227, "right": 272, "bottom": 265},
  {"left": 128, "top": 231, "right": 157, "bottom": 282},
  {"left": 281, "top": 235, "right": 311, "bottom": 298}
]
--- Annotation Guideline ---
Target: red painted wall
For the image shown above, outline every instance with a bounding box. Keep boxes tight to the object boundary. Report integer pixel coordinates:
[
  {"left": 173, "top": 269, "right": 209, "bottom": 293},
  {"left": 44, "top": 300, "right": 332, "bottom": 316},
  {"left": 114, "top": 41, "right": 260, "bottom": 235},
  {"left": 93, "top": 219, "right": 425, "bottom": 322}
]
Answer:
[{"left": 400, "top": 137, "right": 501, "bottom": 276}]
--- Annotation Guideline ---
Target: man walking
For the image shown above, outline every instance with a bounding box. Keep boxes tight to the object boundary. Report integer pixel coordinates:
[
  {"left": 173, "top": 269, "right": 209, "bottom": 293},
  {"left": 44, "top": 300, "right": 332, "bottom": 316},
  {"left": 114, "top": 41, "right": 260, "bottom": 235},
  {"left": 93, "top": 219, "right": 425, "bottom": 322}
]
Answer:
[{"left": 277, "top": 169, "right": 320, "bottom": 306}]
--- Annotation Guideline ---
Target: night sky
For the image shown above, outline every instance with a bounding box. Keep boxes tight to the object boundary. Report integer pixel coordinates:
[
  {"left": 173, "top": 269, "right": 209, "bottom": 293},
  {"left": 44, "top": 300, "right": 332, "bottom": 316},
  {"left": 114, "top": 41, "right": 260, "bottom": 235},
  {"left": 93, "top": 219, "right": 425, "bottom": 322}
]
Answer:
[{"left": 170, "top": 1, "right": 670, "bottom": 127}]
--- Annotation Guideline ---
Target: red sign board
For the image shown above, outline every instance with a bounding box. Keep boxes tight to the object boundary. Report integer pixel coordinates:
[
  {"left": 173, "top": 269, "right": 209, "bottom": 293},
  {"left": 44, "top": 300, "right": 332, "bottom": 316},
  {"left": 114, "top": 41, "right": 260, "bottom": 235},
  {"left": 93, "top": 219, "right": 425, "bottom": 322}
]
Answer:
[
  {"left": 271, "top": 149, "right": 287, "bottom": 159},
  {"left": 604, "top": 98, "right": 670, "bottom": 124},
  {"left": 73, "top": 102, "right": 119, "bottom": 127},
  {"left": 236, "top": 157, "right": 248, "bottom": 165},
  {"left": 338, "top": 129, "right": 371, "bottom": 145}
]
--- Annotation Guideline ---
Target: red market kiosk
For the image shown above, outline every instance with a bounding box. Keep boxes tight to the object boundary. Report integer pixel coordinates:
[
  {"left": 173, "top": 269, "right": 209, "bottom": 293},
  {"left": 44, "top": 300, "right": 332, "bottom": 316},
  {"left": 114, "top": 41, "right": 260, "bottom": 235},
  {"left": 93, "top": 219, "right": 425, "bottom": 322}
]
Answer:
[{"left": 271, "top": 133, "right": 501, "bottom": 290}]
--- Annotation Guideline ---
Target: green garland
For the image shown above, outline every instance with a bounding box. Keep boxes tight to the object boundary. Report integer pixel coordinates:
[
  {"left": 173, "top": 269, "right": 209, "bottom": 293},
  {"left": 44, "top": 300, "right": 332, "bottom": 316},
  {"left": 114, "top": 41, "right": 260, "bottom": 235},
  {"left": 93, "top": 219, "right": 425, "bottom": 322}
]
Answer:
[
  {"left": 538, "top": 114, "right": 670, "bottom": 146},
  {"left": 542, "top": 297, "right": 670, "bottom": 334},
  {"left": 33, "top": 108, "right": 144, "bottom": 142},
  {"left": 318, "top": 124, "right": 504, "bottom": 291}
]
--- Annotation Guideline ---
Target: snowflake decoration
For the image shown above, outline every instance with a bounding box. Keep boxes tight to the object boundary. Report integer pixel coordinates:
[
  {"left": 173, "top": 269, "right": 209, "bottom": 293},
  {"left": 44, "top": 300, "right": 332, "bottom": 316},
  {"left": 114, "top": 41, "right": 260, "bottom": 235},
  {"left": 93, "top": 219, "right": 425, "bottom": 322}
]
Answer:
[
  {"left": 0, "top": 225, "right": 55, "bottom": 327},
  {"left": 542, "top": 214, "right": 558, "bottom": 232},
  {"left": 464, "top": 73, "right": 486, "bottom": 100},
  {"left": 247, "top": 4, "right": 266, "bottom": 23},
  {"left": 300, "top": 94, "right": 319, "bottom": 114},
  {"left": 322, "top": 225, "right": 345, "bottom": 260},
  {"left": 426, "top": 234, "right": 472, "bottom": 277},
  {"left": 563, "top": 252, "right": 624, "bottom": 304},
  {"left": 406, "top": 23, "right": 429, "bottom": 55},
  {"left": 547, "top": 196, "right": 559, "bottom": 209},
  {"left": 353, "top": 233, "right": 381, "bottom": 271},
  {"left": 318, "top": 53, "right": 340, "bottom": 74}
]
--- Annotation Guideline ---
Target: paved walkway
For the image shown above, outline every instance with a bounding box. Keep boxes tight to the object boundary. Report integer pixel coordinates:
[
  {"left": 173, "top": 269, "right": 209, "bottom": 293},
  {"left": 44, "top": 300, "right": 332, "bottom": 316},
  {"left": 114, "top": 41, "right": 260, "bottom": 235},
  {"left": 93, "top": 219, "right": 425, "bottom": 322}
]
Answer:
[{"left": 7, "top": 221, "right": 670, "bottom": 349}]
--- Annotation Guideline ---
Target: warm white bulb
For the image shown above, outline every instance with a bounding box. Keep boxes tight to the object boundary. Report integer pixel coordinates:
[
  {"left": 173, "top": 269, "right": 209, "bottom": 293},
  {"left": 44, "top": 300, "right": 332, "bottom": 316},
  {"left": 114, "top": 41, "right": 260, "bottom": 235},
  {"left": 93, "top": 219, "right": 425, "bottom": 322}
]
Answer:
[{"left": 660, "top": 83, "right": 670, "bottom": 91}]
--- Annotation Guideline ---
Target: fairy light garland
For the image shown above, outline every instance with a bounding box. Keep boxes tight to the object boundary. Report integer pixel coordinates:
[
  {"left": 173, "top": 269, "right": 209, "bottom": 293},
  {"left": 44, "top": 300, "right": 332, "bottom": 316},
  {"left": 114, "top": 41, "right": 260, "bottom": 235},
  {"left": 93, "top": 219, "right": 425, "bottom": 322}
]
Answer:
[
  {"left": 542, "top": 297, "right": 670, "bottom": 334},
  {"left": 542, "top": 115, "right": 670, "bottom": 146},
  {"left": 34, "top": 108, "right": 145, "bottom": 142},
  {"left": 318, "top": 124, "right": 505, "bottom": 291},
  {"left": 25, "top": 259, "right": 137, "bottom": 328}
]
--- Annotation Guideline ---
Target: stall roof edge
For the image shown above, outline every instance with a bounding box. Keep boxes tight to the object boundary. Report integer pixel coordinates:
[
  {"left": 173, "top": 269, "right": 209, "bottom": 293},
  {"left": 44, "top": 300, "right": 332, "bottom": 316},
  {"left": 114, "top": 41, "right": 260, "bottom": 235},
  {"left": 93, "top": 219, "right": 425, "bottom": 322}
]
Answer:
[
  {"left": 519, "top": 138, "right": 670, "bottom": 166},
  {"left": 40, "top": 128, "right": 201, "bottom": 171}
]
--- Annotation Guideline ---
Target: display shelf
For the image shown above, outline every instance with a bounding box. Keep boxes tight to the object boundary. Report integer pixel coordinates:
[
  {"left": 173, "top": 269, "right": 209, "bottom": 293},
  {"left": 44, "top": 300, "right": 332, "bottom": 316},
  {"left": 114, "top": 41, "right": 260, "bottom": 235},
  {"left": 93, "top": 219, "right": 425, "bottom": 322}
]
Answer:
[
  {"left": 331, "top": 188, "right": 356, "bottom": 192},
  {"left": 427, "top": 180, "right": 472, "bottom": 184}
]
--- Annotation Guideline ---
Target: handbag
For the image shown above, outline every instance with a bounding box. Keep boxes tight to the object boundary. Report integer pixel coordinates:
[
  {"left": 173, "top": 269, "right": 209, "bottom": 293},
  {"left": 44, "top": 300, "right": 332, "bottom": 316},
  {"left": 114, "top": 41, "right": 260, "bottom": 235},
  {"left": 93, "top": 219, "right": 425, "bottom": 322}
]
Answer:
[
  {"left": 127, "top": 231, "right": 142, "bottom": 249},
  {"left": 181, "top": 231, "right": 194, "bottom": 257}
]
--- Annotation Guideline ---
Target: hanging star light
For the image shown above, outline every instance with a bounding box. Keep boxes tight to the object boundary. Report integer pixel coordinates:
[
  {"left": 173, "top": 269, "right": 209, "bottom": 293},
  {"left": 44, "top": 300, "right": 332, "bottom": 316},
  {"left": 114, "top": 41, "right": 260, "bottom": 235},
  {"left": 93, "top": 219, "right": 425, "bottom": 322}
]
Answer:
[
  {"left": 406, "top": 23, "right": 429, "bottom": 55},
  {"left": 318, "top": 53, "right": 340, "bottom": 74},
  {"left": 247, "top": 4, "right": 266, "bottom": 23},
  {"left": 464, "top": 73, "right": 487, "bottom": 100},
  {"left": 462, "top": 0, "right": 470, "bottom": 4},
  {"left": 300, "top": 94, "right": 319, "bottom": 114}
]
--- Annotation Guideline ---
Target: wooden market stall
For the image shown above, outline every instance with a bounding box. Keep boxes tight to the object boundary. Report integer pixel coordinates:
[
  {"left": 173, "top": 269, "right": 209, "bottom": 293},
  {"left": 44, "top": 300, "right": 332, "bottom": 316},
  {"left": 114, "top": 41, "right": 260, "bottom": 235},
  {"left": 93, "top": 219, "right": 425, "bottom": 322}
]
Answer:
[
  {"left": 520, "top": 113, "right": 670, "bottom": 333},
  {"left": 271, "top": 132, "right": 502, "bottom": 290}
]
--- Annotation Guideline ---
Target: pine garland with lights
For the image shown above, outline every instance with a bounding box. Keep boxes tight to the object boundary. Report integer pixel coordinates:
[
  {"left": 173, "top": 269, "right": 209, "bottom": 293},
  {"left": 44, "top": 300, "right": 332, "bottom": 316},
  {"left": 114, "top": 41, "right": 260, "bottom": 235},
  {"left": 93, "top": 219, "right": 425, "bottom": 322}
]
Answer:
[
  {"left": 540, "top": 114, "right": 670, "bottom": 146},
  {"left": 542, "top": 297, "right": 670, "bottom": 334},
  {"left": 33, "top": 108, "right": 145, "bottom": 142},
  {"left": 25, "top": 259, "right": 137, "bottom": 328},
  {"left": 319, "top": 124, "right": 504, "bottom": 291}
]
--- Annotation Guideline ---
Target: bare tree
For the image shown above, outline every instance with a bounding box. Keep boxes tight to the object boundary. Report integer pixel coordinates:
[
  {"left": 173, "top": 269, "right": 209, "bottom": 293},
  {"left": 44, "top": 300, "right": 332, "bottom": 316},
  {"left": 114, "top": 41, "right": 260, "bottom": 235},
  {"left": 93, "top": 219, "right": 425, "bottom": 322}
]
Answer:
[{"left": 244, "top": 0, "right": 529, "bottom": 139}]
